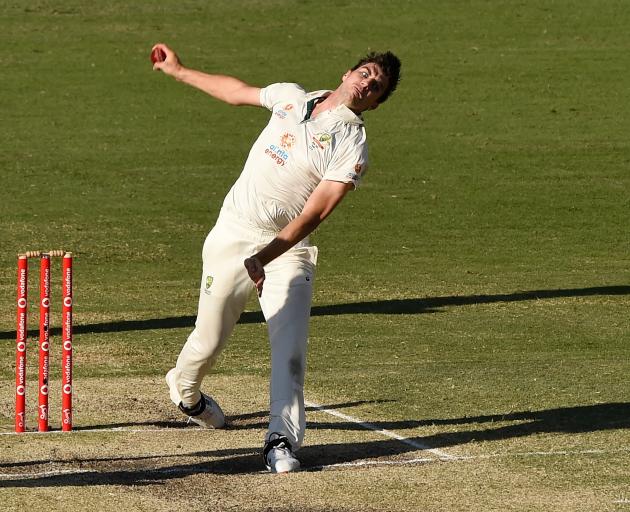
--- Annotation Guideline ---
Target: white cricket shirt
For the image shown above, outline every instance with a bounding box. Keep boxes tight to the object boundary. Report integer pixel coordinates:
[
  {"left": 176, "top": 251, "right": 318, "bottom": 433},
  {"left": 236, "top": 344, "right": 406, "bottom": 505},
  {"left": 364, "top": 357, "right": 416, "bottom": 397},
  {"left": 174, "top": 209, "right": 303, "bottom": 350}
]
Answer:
[{"left": 221, "top": 82, "right": 369, "bottom": 232}]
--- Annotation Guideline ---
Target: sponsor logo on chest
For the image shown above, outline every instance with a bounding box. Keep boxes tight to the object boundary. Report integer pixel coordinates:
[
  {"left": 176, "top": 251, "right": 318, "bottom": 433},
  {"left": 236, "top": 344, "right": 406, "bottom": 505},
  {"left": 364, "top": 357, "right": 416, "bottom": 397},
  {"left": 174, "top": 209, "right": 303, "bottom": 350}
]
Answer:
[
  {"left": 265, "top": 132, "right": 294, "bottom": 167},
  {"left": 280, "top": 132, "right": 296, "bottom": 149},
  {"left": 274, "top": 103, "right": 294, "bottom": 120}
]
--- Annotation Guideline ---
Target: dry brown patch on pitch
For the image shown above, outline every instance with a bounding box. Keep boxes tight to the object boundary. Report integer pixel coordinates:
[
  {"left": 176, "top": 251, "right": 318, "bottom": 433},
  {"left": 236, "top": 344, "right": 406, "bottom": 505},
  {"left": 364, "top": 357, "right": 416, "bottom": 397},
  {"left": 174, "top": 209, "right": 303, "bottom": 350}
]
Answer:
[{"left": 3, "top": 375, "right": 623, "bottom": 511}]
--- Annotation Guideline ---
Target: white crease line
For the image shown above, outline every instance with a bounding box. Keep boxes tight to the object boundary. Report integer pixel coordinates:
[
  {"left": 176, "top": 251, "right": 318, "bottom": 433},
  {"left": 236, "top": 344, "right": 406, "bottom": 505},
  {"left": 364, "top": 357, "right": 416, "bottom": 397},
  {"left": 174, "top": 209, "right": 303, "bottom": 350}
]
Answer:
[
  {"left": 448, "top": 447, "right": 630, "bottom": 464},
  {"left": 311, "top": 448, "right": 629, "bottom": 470},
  {"left": 0, "top": 469, "right": 92, "bottom": 480},
  {"left": 313, "top": 457, "right": 435, "bottom": 471},
  {"left": 304, "top": 400, "right": 457, "bottom": 460},
  {"left": 0, "top": 427, "right": 193, "bottom": 436},
  {"left": 0, "top": 458, "right": 433, "bottom": 480},
  {"left": 1, "top": 449, "right": 625, "bottom": 480}
]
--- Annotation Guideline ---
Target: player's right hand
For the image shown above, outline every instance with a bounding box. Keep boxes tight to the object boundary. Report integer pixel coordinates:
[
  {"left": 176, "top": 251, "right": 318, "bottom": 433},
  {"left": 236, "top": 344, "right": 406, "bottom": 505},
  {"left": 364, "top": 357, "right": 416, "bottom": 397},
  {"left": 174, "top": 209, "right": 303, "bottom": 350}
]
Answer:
[
  {"left": 244, "top": 257, "right": 265, "bottom": 297},
  {"left": 151, "top": 43, "right": 181, "bottom": 76}
]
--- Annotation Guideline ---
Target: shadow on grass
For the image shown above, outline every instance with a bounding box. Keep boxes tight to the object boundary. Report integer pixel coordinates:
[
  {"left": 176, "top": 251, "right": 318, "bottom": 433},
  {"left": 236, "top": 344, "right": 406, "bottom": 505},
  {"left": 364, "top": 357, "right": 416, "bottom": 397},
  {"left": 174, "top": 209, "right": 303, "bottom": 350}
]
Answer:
[
  {"left": 1, "top": 402, "right": 627, "bottom": 487},
  {"left": 0, "top": 285, "right": 628, "bottom": 340},
  {"left": 74, "top": 400, "right": 391, "bottom": 431}
]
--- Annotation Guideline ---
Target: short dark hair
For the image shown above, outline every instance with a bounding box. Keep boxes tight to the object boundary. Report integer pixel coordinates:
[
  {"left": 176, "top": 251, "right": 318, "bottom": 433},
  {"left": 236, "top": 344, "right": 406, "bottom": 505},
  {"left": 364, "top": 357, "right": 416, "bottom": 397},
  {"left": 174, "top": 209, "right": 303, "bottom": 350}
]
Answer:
[{"left": 351, "top": 51, "right": 401, "bottom": 104}]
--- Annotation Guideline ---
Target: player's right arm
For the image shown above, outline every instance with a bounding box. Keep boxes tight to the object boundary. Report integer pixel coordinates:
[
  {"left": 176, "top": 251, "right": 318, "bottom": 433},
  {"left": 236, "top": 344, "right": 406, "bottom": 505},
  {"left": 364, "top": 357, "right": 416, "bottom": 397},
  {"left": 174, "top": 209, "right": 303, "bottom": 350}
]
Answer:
[{"left": 152, "top": 43, "right": 261, "bottom": 107}]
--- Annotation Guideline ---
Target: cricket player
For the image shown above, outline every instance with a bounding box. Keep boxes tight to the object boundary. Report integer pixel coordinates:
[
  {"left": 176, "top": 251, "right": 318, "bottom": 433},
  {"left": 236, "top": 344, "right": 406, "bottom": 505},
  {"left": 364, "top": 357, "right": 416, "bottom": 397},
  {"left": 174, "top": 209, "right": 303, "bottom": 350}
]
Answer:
[{"left": 152, "top": 44, "right": 401, "bottom": 473}]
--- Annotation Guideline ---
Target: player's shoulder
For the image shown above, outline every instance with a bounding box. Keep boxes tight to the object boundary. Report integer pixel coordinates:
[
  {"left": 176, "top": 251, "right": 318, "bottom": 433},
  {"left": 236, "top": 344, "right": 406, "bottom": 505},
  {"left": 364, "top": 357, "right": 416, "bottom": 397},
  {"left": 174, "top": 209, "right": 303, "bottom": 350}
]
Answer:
[
  {"left": 260, "top": 83, "right": 307, "bottom": 109},
  {"left": 266, "top": 82, "right": 307, "bottom": 95},
  {"left": 337, "top": 119, "right": 368, "bottom": 148}
]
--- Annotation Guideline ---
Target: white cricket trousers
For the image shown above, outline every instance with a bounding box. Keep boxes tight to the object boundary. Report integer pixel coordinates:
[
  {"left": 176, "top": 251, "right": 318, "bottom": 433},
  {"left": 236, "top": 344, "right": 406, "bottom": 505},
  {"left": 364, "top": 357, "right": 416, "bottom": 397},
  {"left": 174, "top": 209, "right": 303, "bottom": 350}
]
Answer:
[{"left": 170, "top": 209, "right": 318, "bottom": 450}]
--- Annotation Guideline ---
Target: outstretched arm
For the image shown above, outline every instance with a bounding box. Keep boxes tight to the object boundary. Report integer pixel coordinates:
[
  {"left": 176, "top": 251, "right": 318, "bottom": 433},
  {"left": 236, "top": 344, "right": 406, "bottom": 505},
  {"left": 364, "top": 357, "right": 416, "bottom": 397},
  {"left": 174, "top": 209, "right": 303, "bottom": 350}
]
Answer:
[
  {"left": 151, "top": 43, "right": 261, "bottom": 106},
  {"left": 244, "top": 180, "right": 354, "bottom": 295}
]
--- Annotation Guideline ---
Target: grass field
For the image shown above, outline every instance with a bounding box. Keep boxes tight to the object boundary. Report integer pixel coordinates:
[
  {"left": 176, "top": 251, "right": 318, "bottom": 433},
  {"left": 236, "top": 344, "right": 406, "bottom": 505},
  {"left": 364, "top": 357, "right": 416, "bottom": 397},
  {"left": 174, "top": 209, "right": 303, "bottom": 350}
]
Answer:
[{"left": 1, "top": 1, "right": 629, "bottom": 510}]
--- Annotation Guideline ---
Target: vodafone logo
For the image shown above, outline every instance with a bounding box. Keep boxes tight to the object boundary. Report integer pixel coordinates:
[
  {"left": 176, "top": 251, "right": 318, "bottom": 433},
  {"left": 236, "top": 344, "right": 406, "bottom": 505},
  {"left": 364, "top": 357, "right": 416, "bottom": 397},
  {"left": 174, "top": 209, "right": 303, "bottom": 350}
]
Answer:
[
  {"left": 16, "top": 385, "right": 26, "bottom": 396},
  {"left": 41, "top": 297, "right": 50, "bottom": 308},
  {"left": 17, "top": 298, "right": 27, "bottom": 308},
  {"left": 63, "top": 340, "right": 72, "bottom": 351},
  {"left": 17, "top": 341, "right": 26, "bottom": 352},
  {"left": 64, "top": 297, "right": 72, "bottom": 307},
  {"left": 63, "top": 384, "right": 72, "bottom": 395},
  {"left": 41, "top": 341, "right": 49, "bottom": 351},
  {"left": 40, "top": 384, "right": 49, "bottom": 396}
]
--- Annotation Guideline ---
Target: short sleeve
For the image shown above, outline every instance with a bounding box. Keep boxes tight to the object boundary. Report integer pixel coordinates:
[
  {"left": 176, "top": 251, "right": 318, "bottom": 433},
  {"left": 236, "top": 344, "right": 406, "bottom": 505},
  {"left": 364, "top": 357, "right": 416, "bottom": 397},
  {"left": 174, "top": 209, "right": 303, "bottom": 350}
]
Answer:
[
  {"left": 259, "top": 83, "right": 306, "bottom": 111},
  {"left": 323, "top": 129, "right": 369, "bottom": 189}
]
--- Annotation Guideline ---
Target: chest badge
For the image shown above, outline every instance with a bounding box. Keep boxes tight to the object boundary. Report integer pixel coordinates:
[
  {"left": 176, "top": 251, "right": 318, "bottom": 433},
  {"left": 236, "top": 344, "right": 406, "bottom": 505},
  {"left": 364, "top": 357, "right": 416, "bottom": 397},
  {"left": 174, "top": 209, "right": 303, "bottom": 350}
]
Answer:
[{"left": 311, "top": 132, "right": 332, "bottom": 150}]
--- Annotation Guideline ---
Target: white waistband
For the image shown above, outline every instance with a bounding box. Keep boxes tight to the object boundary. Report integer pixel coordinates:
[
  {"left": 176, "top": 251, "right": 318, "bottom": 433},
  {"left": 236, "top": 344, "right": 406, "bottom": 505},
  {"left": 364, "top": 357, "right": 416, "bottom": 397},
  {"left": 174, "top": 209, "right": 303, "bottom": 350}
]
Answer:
[{"left": 217, "top": 209, "right": 311, "bottom": 248}]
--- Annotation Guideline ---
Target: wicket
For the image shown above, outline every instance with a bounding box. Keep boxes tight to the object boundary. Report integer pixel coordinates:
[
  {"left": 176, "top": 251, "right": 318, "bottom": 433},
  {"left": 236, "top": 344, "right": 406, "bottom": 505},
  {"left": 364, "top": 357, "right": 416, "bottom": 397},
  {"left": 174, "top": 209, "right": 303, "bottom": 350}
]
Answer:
[{"left": 15, "top": 251, "right": 73, "bottom": 433}]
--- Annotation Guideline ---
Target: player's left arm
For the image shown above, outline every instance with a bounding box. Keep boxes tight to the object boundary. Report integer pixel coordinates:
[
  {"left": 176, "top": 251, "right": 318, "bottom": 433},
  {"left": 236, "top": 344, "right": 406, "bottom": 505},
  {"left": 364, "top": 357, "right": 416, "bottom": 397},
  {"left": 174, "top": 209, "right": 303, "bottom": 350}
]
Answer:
[{"left": 244, "top": 179, "right": 353, "bottom": 295}]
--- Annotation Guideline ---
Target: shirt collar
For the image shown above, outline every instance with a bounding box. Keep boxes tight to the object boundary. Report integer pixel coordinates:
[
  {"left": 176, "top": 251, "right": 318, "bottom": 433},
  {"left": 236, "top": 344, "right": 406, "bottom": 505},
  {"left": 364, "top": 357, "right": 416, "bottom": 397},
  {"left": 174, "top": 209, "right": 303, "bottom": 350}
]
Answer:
[{"left": 303, "top": 90, "right": 364, "bottom": 126}]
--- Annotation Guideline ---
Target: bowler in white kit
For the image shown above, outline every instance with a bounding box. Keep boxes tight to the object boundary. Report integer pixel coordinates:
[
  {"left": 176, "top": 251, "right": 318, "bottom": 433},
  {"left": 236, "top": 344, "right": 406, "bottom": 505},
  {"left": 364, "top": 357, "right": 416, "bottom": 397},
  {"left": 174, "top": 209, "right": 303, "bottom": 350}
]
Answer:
[{"left": 152, "top": 44, "right": 401, "bottom": 473}]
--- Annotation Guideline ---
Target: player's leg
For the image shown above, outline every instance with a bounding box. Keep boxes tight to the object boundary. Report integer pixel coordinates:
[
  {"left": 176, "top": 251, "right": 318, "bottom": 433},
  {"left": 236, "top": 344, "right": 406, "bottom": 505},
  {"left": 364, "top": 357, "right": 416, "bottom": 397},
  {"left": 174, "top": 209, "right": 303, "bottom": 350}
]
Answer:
[
  {"left": 167, "top": 222, "right": 254, "bottom": 424},
  {"left": 258, "top": 246, "right": 317, "bottom": 471}
]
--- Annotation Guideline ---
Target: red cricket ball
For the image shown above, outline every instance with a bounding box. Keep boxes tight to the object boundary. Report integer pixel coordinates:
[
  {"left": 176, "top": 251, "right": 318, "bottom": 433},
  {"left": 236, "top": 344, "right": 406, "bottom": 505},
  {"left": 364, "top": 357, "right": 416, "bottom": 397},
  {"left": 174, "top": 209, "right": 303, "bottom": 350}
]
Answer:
[{"left": 150, "top": 47, "right": 166, "bottom": 64}]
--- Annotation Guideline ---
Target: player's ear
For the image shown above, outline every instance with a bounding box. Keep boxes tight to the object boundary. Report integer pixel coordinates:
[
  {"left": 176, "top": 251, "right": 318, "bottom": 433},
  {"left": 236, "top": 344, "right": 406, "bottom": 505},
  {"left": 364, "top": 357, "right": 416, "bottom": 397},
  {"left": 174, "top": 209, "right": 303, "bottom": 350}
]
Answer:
[{"left": 341, "top": 69, "right": 351, "bottom": 81}]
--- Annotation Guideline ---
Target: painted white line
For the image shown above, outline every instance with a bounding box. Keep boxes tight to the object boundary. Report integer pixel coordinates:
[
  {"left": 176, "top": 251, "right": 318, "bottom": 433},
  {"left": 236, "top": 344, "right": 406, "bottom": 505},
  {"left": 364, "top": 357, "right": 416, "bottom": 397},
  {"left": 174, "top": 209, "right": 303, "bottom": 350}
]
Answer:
[
  {"left": 0, "top": 465, "right": 266, "bottom": 481},
  {"left": 1, "top": 448, "right": 625, "bottom": 480},
  {"left": 314, "top": 448, "right": 630, "bottom": 472},
  {"left": 0, "top": 458, "right": 433, "bottom": 481},
  {"left": 313, "top": 457, "right": 435, "bottom": 471},
  {"left": 0, "top": 427, "right": 193, "bottom": 436},
  {"left": 304, "top": 400, "right": 457, "bottom": 460},
  {"left": 314, "top": 447, "right": 630, "bottom": 470},
  {"left": 0, "top": 469, "right": 91, "bottom": 480}
]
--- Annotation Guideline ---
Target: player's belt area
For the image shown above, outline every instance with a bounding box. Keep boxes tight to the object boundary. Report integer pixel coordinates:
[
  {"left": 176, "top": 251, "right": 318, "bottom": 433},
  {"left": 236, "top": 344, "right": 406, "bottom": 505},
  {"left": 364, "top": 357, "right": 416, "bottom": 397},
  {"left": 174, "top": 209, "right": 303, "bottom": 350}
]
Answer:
[{"left": 217, "top": 209, "right": 311, "bottom": 248}]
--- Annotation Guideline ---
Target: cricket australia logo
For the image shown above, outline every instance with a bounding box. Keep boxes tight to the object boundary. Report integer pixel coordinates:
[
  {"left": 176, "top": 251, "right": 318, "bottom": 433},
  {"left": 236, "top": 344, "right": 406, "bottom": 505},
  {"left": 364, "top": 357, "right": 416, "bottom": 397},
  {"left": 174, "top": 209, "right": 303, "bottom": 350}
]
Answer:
[
  {"left": 204, "top": 275, "right": 214, "bottom": 295},
  {"left": 310, "top": 132, "right": 332, "bottom": 150}
]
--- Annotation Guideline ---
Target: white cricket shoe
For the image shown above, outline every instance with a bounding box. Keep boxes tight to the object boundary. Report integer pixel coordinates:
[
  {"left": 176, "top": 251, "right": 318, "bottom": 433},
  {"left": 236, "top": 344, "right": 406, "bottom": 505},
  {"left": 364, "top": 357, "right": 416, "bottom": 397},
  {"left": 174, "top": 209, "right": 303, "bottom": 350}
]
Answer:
[
  {"left": 165, "top": 368, "right": 225, "bottom": 429},
  {"left": 264, "top": 433, "right": 300, "bottom": 473}
]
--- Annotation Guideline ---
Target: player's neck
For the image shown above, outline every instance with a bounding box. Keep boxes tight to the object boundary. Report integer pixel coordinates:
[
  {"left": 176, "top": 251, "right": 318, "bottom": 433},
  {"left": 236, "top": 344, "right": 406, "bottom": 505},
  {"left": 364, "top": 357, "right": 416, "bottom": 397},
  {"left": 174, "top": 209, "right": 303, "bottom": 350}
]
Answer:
[
  {"left": 313, "top": 89, "right": 366, "bottom": 118},
  {"left": 310, "top": 91, "right": 347, "bottom": 118}
]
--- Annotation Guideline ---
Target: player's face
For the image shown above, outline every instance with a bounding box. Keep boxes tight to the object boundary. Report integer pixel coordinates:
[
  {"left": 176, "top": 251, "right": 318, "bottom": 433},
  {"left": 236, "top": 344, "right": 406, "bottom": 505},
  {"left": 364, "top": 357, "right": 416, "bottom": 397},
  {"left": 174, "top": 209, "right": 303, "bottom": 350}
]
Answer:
[{"left": 340, "top": 62, "right": 389, "bottom": 112}]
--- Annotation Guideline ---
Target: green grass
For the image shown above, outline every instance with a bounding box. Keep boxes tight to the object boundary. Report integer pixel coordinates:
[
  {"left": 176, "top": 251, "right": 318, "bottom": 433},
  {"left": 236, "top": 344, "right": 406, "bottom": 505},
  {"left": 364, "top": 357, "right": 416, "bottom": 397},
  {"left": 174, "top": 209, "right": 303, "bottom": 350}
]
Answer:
[{"left": 0, "top": 1, "right": 629, "bottom": 510}]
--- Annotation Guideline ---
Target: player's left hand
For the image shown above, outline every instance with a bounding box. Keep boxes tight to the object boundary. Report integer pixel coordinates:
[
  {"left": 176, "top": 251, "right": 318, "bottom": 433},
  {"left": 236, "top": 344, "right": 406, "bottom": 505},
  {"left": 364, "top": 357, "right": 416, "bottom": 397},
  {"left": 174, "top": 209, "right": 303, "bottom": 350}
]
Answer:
[{"left": 244, "top": 256, "right": 265, "bottom": 297}]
